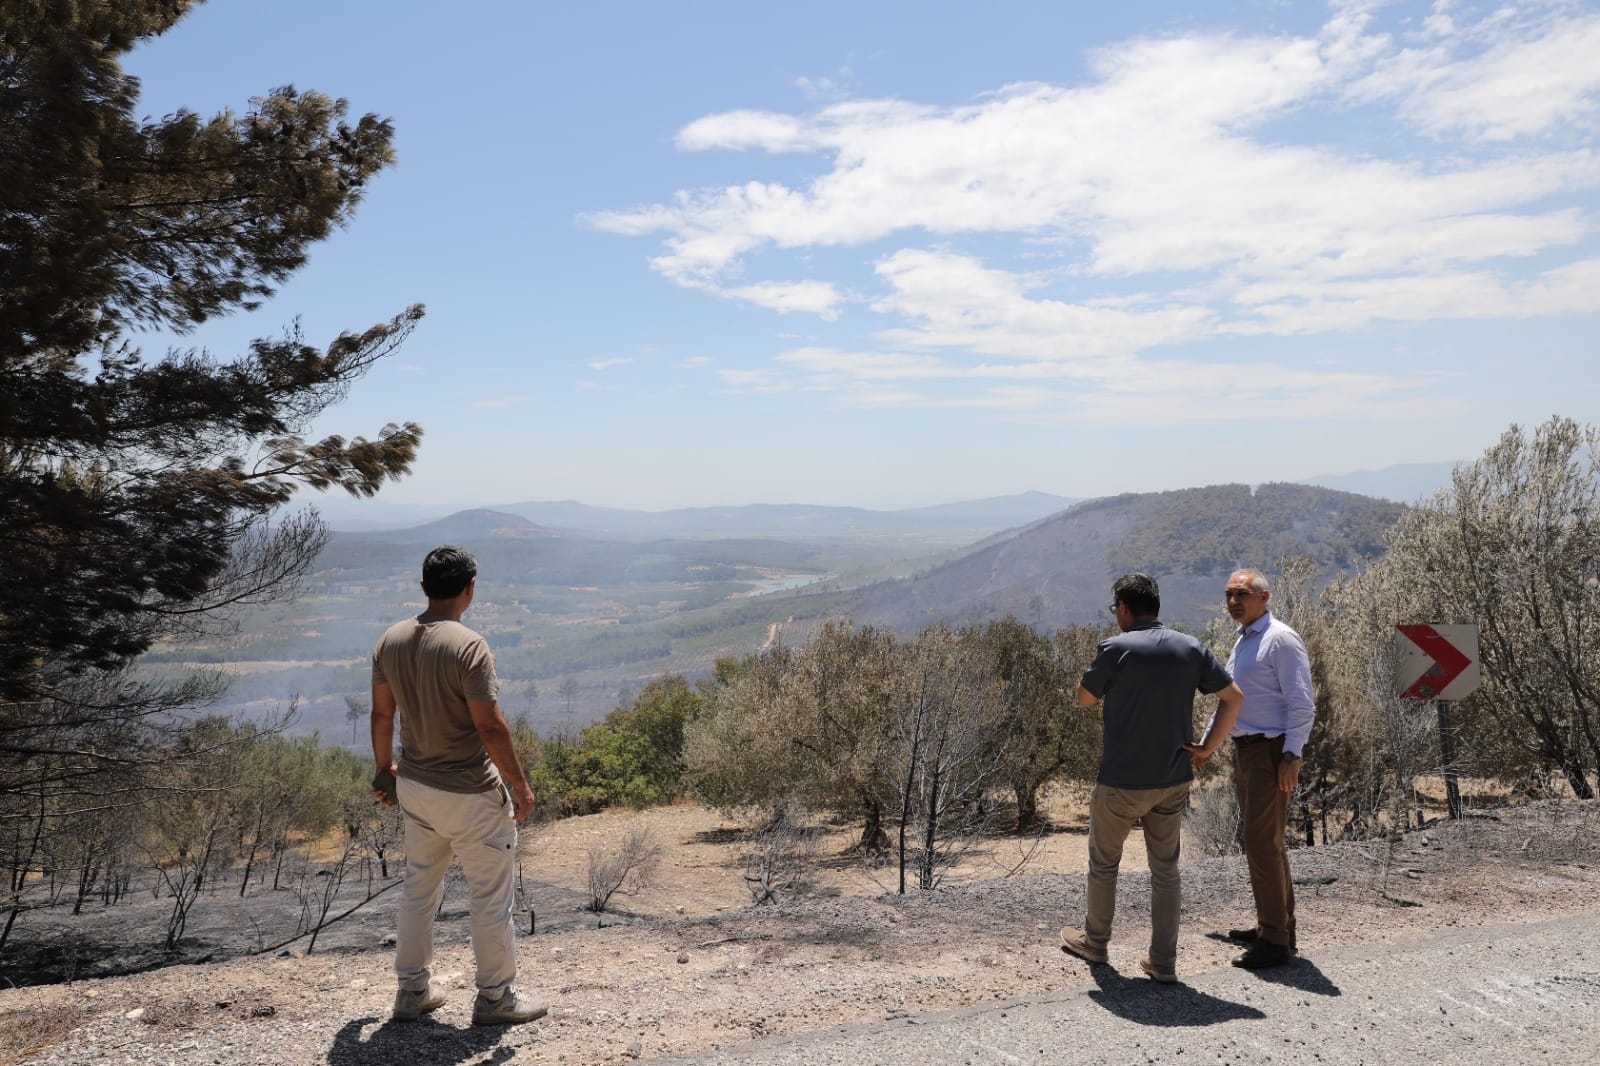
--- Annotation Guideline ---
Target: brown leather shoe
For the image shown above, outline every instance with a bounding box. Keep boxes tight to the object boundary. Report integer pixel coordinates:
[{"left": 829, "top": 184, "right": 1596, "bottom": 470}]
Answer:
[
  {"left": 1059, "top": 927, "right": 1108, "bottom": 964},
  {"left": 1139, "top": 958, "right": 1178, "bottom": 984}
]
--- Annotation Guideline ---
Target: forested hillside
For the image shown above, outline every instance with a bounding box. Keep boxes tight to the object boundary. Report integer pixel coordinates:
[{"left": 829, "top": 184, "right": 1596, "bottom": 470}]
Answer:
[{"left": 840, "top": 483, "right": 1404, "bottom": 632}]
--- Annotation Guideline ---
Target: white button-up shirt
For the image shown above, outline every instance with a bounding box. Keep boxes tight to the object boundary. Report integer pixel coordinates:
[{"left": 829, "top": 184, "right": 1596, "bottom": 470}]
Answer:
[{"left": 1225, "top": 610, "right": 1317, "bottom": 757}]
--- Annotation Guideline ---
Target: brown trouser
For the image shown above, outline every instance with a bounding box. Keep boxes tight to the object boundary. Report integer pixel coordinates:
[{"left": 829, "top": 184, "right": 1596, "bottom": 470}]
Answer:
[
  {"left": 1083, "top": 781, "right": 1190, "bottom": 968},
  {"left": 1233, "top": 734, "right": 1296, "bottom": 947}
]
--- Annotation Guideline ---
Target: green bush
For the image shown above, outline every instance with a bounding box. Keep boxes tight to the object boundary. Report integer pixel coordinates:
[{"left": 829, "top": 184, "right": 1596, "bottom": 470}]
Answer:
[{"left": 530, "top": 675, "right": 703, "bottom": 815}]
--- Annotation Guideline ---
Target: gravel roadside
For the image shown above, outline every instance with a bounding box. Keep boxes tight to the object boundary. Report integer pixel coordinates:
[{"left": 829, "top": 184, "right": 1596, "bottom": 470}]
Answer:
[{"left": 2, "top": 801, "right": 1595, "bottom": 1065}]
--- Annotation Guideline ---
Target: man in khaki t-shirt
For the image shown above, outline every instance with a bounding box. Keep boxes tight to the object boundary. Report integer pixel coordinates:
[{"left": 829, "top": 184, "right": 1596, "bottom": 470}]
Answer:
[
  {"left": 370, "top": 545, "right": 544, "bottom": 1026},
  {"left": 372, "top": 610, "right": 502, "bottom": 794}
]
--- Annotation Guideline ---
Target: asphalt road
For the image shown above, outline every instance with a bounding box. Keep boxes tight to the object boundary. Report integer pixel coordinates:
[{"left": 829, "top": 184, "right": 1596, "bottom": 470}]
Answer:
[{"left": 655, "top": 914, "right": 1600, "bottom": 1065}]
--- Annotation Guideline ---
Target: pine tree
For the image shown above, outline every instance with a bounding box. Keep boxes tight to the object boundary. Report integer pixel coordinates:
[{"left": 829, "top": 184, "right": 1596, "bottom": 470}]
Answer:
[
  {"left": 0, "top": 1, "right": 423, "bottom": 703},
  {"left": 0, "top": 3, "right": 427, "bottom": 928}
]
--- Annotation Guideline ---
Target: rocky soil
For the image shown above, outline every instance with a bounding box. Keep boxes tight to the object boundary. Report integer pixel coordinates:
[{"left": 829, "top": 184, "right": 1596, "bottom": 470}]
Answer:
[{"left": 0, "top": 798, "right": 1595, "bottom": 1065}]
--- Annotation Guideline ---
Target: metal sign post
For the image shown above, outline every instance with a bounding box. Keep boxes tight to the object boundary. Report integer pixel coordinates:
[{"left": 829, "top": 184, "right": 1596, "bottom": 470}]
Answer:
[
  {"left": 1436, "top": 699, "right": 1462, "bottom": 821},
  {"left": 1395, "top": 624, "right": 1481, "bottom": 821}
]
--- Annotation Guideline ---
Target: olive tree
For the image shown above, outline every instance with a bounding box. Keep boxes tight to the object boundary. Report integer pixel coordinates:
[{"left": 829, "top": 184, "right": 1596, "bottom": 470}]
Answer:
[
  {"left": 1335, "top": 417, "right": 1600, "bottom": 799},
  {"left": 964, "top": 618, "right": 1103, "bottom": 830},
  {"left": 688, "top": 625, "right": 905, "bottom": 851},
  {"left": 882, "top": 624, "right": 1015, "bottom": 892}
]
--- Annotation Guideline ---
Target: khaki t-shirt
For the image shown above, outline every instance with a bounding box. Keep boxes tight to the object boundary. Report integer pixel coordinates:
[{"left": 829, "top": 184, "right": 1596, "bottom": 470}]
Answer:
[{"left": 371, "top": 613, "right": 501, "bottom": 794}]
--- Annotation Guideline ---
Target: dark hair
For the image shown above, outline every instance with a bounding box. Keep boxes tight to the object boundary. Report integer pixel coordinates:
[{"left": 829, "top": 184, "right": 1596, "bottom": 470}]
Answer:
[
  {"left": 422, "top": 545, "right": 477, "bottom": 599},
  {"left": 1112, "top": 572, "right": 1160, "bottom": 618}
]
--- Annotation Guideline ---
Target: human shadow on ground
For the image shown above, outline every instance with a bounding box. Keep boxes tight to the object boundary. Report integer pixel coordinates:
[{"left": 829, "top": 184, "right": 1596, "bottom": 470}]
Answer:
[
  {"left": 1200, "top": 936, "right": 1343, "bottom": 997},
  {"left": 326, "top": 1015, "right": 513, "bottom": 1066},
  {"left": 1084, "top": 964, "right": 1266, "bottom": 1027},
  {"left": 1246, "top": 955, "right": 1342, "bottom": 997}
]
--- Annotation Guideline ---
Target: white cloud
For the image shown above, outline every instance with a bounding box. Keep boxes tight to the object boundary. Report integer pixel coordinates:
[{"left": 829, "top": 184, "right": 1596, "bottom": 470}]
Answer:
[
  {"left": 1231, "top": 257, "right": 1600, "bottom": 333},
  {"left": 723, "top": 279, "right": 843, "bottom": 319},
  {"left": 776, "top": 347, "right": 950, "bottom": 381},
  {"left": 591, "top": 3, "right": 1600, "bottom": 419},
  {"left": 715, "top": 368, "right": 791, "bottom": 394},
  {"left": 601, "top": 26, "right": 1597, "bottom": 285},
  {"left": 676, "top": 111, "right": 820, "bottom": 153},
  {"left": 766, "top": 348, "right": 1455, "bottom": 423},
  {"left": 680, "top": 355, "right": 713, "bottom": 368},
  {"left": 795, "top": 71, "right": 853, "bottom": 100},
  {"left": 587, "top": 357, "right": 634, "bottom": 370},
  {"left": 1356, "top": 10, "right": 1600, "bottom": 140},
  {"left": 831, "top": 383, "right": 1064, "bottom": 412},
  {"left": 871, "top": 250, "right": 1215, "bottom": 366},
  {"left": 1518, "top": 256, "right": 1600, "bottom": 313},
  {"left": 769, "top": 322, "right": 1446, "bottom": 422}
]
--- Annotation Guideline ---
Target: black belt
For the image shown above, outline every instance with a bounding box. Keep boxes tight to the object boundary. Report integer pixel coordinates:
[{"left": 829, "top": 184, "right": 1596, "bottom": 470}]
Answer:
[{"left": 1234, "top": 733, "right": 1278, "bottom": 743}]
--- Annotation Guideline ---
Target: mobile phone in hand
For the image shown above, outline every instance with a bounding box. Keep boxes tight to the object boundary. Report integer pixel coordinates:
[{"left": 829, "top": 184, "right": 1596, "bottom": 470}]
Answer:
[{"left": 372, "top": 766, "right": 398, "bottom": 806}]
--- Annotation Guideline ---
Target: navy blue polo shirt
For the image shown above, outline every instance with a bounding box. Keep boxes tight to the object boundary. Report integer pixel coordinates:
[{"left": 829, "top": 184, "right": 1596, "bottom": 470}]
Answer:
[{"left": 1080, "top": 620, "right": 1233, "bottom": 790}]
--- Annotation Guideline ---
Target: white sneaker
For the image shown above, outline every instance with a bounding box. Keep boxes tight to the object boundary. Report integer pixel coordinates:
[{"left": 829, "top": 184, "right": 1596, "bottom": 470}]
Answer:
[{"left": 472, "top": 987, "right": 549, "bottom": 1026}]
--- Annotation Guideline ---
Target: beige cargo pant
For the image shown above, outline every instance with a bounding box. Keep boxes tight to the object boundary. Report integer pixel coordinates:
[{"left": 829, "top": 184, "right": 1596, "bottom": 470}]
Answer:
[
  {"left": 1082, "top": 780, "right": 1190, "bottom": 969},
  {"left": 394, "top": 776, "right": 519, "bottom": 998}
]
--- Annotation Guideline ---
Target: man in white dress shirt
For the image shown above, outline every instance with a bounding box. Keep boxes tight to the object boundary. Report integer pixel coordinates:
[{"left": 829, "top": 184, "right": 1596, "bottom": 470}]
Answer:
[{"left": 1191, "top": 568, "right": 1315, "bottom": 970}]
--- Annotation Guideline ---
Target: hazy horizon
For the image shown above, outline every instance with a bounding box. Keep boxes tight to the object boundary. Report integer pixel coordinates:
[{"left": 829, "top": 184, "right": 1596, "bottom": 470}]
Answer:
[{"left": 313, "top": 460, "right": 1458, "bottom": 526}]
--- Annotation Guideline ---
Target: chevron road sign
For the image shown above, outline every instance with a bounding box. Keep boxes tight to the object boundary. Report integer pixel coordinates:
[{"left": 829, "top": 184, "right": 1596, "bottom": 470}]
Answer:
[
  {"left": 1396, "top": 623, "right": 1480, "bottom": 821},
  {"left": 1395, "top": 624, "right": 1481, "bottom": 701}
]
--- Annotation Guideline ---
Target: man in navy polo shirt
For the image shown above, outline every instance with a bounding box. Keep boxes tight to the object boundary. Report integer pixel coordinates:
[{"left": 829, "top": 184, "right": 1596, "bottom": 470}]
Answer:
[{"left": 1060, "top": 572, "right": 1243, "bottom": 983}]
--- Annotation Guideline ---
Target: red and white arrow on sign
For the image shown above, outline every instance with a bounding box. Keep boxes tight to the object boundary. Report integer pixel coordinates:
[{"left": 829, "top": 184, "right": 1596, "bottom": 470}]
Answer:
[{"left": 1395, "top": 623, "right": 1481, "bottom": 701}]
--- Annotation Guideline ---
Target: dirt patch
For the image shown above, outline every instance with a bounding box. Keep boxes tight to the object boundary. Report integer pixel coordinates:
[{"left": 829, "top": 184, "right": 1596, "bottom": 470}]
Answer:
[
  {"left": 1, "top": 799, "right": 1595, "bottom": 1065},
  {"left": 0, "top": 787, "right": 1101, "bottom": 989}
]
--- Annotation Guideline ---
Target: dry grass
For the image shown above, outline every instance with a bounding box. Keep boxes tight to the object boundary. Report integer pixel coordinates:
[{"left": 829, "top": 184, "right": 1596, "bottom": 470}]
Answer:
[
  {"left": 0, "top": 1007, "right": 93, "bottom": 1066},
  {"left": 1446, "top": 797, "right": 1600, "bottom": 863}
]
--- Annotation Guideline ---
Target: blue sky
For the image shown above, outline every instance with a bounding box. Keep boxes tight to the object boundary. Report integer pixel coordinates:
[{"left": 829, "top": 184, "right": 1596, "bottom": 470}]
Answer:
[{"left": 126, "top": 1, "right": 1600, "bottom": 512}]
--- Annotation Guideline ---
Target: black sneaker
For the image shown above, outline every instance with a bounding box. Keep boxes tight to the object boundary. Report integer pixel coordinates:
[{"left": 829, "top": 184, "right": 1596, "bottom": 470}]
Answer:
[{"left": 1232, "top": 941, "right": 1293, "bottom": 970}]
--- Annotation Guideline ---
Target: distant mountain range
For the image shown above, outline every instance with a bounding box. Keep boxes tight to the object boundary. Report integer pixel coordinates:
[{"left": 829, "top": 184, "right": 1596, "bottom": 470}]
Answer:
[
  {"left": 351, "top": 508, "right": 560, "bottom": 543},
  {"left": 320, "top": 481, "right": 1420, "bottom": 638},
  {"left": 1302, "top": 461, "right": 1458, "bottom": 502},
  {"left": 326, "top": 491, "right": 1085, "bottom": 542},
  {"left": 834, "top": 483, "right": 1405, "bottom": 633},
  {"left": 316, "top": 461, "right": 1459, "bottom": 537}
]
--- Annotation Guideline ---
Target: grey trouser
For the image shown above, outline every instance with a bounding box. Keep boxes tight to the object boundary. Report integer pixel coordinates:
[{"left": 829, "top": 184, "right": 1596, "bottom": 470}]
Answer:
[
  {"left": 1082, "top": 780, "right": 1190, "bottom": 968},
  {"left": 395, "top": 776, "right": 519, "bottom": 996}
]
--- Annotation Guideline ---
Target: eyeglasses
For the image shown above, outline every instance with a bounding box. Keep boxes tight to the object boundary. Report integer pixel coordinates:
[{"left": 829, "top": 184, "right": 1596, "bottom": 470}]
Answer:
[{"left": 1108, "top": 602, "right": 1120, "bottom": 613}]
